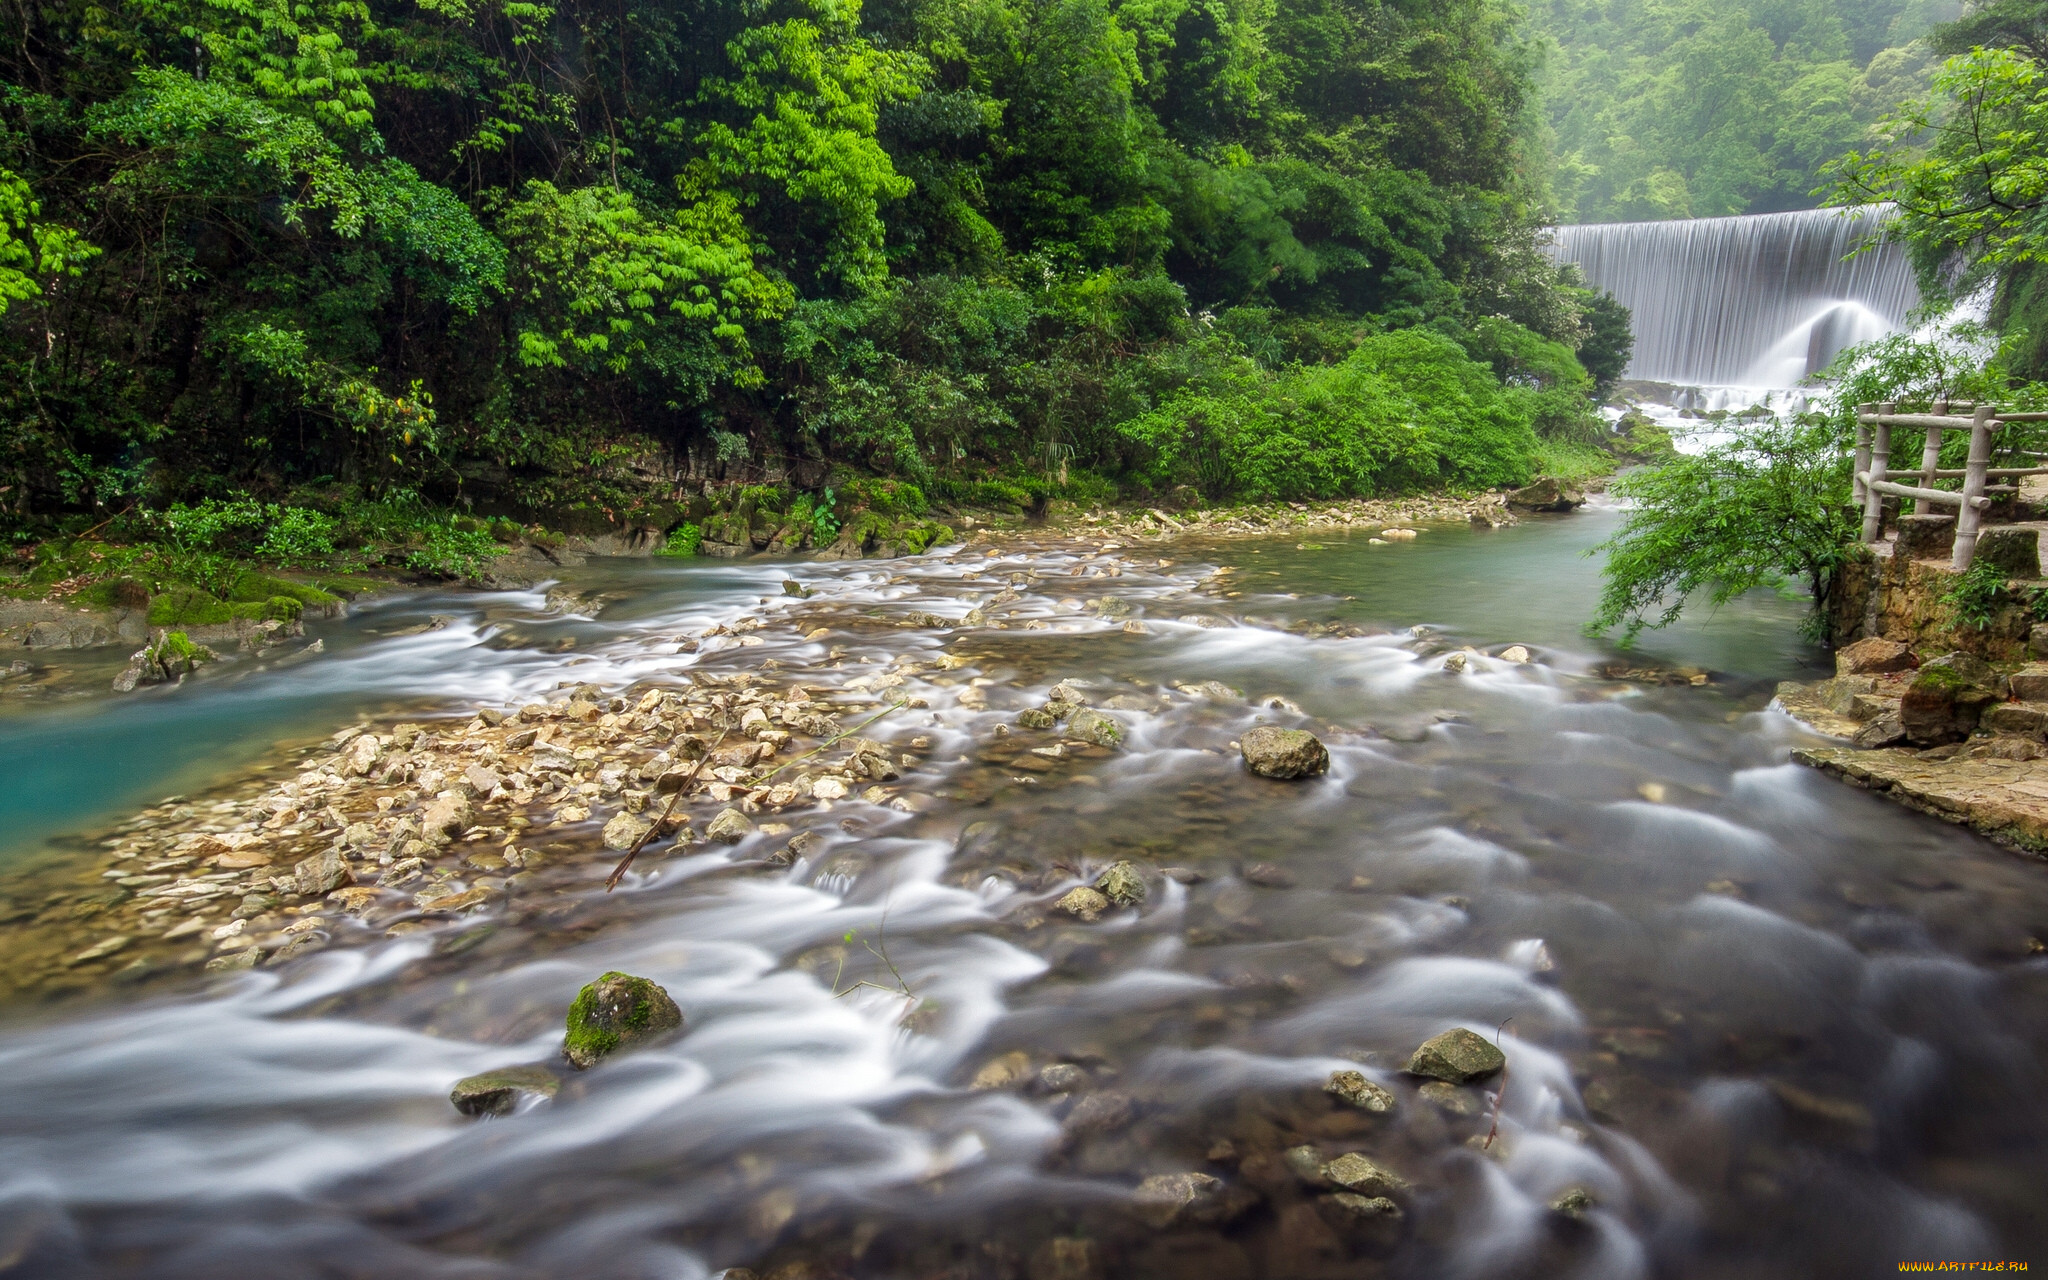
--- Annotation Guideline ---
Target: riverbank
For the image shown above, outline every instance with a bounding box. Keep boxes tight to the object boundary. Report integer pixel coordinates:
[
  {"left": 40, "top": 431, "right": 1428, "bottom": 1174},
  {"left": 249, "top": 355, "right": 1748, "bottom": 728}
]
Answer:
[
  {"left": 1, "top": 489, "right": 1523, "bottom": 703},
  {"left": 0, "top": 501, "right": 1541, "bottom": 1004}
]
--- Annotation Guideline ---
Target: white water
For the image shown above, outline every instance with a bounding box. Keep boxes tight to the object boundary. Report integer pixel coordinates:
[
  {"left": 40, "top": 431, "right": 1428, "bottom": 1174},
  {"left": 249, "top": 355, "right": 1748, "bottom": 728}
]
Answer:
[{"left": 1550, "top": 208, "right": 1921, "bottom": 391}]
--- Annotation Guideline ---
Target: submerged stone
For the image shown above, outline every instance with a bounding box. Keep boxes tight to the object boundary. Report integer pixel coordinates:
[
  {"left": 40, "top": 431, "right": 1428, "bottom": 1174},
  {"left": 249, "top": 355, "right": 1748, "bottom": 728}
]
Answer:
[
  {"left": 450, "top": 1064, "right": 562, "bottom": 1116},
  {"left": 1321, "top": 1152, "right": 1407, "bottom": 1196},
  {"left": 1404, "top": 1027, "right": 1505, "bottom": 1084},
  {"left": 564, "top": 971, "right": 684, "bottom": 1069}
]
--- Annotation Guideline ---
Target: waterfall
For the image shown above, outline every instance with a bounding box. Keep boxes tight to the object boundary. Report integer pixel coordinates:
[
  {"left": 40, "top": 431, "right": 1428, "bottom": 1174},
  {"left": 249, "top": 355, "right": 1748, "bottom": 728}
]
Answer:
[{"left": 1548, "top": 207, "right": 1921, "bottom": 389}]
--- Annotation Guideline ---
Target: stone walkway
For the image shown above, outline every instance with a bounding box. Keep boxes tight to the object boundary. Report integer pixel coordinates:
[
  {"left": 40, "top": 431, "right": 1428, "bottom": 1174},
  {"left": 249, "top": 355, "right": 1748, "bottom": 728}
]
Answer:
[{"left": 1789, "top": 745, "right": 2048, "bottom": 853}]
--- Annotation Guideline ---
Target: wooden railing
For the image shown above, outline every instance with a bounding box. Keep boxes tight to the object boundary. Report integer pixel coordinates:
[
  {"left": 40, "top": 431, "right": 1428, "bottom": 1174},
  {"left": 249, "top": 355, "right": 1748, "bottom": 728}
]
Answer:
[{"left": 1854, "top": 401, "right": 2048, "bottom": 570}]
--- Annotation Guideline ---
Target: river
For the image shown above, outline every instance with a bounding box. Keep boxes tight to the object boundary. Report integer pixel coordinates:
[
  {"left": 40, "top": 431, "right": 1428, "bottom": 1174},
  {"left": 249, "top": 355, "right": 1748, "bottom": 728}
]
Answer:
[{"left": 1, "top": 507, "right": 2044, "bottom": 1280}]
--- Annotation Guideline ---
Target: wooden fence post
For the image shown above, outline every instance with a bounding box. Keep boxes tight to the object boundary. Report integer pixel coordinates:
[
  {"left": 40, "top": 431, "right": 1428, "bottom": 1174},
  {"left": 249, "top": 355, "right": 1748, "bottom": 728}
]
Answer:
[
  {"left": 1951, "top": 404, "right": 1997, "bottom": 571},
  {"left": 1862, "top": 402, "right": 1893, "bottom": 543},
  {"left": 1916, "top": 404, "right": 1946, "bottom": 515},
  {"left": 1852, "top": 408, "right": 1872, "bottom": 507}
]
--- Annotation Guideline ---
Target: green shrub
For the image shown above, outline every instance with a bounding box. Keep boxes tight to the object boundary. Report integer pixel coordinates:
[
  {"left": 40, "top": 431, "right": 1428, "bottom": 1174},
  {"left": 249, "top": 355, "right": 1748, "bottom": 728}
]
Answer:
[
  {"left": 1114, "top": 327, "right": 1537, "bottom": 501},
  {"left": 256, "top": 507, "right": 338, "bottom": 565},
  {"left": 406, "top": 524, "right": 502, "bottom": 579},
  {"left": 839, "top": 477, "right": 929, "bottom": 516},
  {"left": 657, "top": 524, "right": 703, "bottom": 557}
]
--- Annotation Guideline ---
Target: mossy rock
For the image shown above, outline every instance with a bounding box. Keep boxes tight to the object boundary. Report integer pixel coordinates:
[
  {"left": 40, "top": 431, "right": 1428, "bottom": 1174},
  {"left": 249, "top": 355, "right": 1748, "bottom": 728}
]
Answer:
[
  {"left": 227, "top": 573, "right": 338, "bottom": 608},
  {"left": 449, "top": 1063, "right": 561, "bottom": 1116},
  {"left": 76, "top": 577, "right": 150, "bottom": 610},
  {"left": 563, "top": 971, "right": 684, "bottom": 1069},
  {"left": 262, "top": 595, "right": 304, "bottom": 622},
  {"left": 148, "top": 587, "right": 237, "bottom": 627}
]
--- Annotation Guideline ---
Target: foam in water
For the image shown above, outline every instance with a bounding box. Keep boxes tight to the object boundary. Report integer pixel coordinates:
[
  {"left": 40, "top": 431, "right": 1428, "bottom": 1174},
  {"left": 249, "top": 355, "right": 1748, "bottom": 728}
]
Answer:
[{"left": 1549, "top": 208, "right": 1919, "bottom": 388}]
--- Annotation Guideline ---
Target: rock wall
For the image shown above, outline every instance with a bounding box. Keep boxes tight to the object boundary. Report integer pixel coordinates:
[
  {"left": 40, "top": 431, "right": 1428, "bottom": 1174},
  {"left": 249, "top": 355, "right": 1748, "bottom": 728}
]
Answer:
[{"left": 1830, "top": 545, "right": 2036, "bottom": 662}]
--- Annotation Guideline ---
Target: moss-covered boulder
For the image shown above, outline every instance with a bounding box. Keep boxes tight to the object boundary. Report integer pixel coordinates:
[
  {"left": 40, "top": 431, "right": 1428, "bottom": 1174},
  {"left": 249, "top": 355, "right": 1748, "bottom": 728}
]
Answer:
[
  {"left": 1900, "top": 659, "right": 2002, "bottom": 746},
  {"left": 564, "top": 971, "right": 684, "bottom": 1069},
  {"left": 1404, "top": 1027, "right": 1505, "bottom": 1084}
]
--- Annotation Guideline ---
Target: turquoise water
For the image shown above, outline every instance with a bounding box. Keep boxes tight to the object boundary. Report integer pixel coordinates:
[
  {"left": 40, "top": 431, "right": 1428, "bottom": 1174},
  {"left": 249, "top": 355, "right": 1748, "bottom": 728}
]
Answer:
[{"left": 2, "top": 515, "right": 2046, "bottom": 1280}]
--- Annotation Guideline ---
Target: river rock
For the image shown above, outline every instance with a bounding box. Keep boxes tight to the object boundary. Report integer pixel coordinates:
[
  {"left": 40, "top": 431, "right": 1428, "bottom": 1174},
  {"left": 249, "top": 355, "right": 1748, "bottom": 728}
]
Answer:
[
  {"left": 1240, "top": 726, "right": 1329, "bottom": 779},
  {"left": 1028, "top": 1238, "right": 1099, "bottom": 1280},
  {"left": 1324, "top": 1069, "right": 1395, "bottom": 1113},
  {"left": 1551, "top": 1187, "right": 1594, "bottom": 1217},
  {"left": 1017, "top": 706, "right": 1058, "bottom": 730},
  {"left": 1176, "top": 680, "right": 1242, "bottom": 701},
  {"left": 1130, "top": 1171, "right": 1225, "bottom": 1228},
  {"left": 450, "top": 1063, "right": 561, "bottom": 1116},
  {"left": 1321, "top": 1152, "right": 1407, "bottom": 1196},
  {"left": 1834, "top": 637, "right": 1916, "bottom": 676},
  {"left": 1506, "top": 477, "right": 1585, "bottom": 512},
  {"left": 1055, "top": 886, "right": 1110, "bottom": 921},
  {"left": 1900, "top": 662, "right": 2001, "bottom": 746},
  {"left": 1092, "top": 861, "right": 1144, "bottom": 906},
  {"left": 293, "top": 849, "right": 351, "bottom": 896},
  {"left": 421, "top": 791, "right": 474, "bottom": 840},
  {"left": 563, "top": 971, "right": 684, "bottom": 1068},
  {"left": 1066, "top": 708, "right": 1121, "bottom": 748},
  {"left": 1404, "top": 1027, "right": 1505, "bottom": 1084},
  {"left": 1498, "top": 644, "right": 1531, "bottom": 663},
  {"left": 706, "top": 808, "right": 754, "bottom": 843},
  {"left": 602, "top": 812, "right": 654, "bottom": 851}
]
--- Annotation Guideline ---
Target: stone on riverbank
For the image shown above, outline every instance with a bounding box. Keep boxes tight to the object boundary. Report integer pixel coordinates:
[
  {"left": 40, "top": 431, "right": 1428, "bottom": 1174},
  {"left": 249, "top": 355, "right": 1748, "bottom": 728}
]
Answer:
[
  {"left": 1505, "top": 478, "right": 1585, "bottom": 512},
  {"left": 602, "top": 812, "right": 654, "bottom": 851},
  {"left": 1240, "top": 726, "right": 1329, "bottom": 779},
  {"left": 293, "top": 849, "right": 351, "bottom": 896},
  {"left": 450, "top": 1064, "right": 561, "bottom": 1116},
  {"left": 1834, "top": 637, "right": 1916, "bottom": 676},
  {"left": 1900, "top": 660, "right": 2002, "bottom": 746},
  {"left": 564, "top": 971, "right": 684, "bottom": 1068},
  {"left": 1404, "top": 1027, "right": 1505, "bottom": 1084}
]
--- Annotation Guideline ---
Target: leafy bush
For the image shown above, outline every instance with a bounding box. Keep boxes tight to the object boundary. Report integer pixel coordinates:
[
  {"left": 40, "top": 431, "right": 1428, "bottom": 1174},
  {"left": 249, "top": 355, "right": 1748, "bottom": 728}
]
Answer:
[
  {"left": 1114, "top": 328, "right": 1538, "bottom": 501},
  {"left": 256, "top": 507, "right": 338, "bottom": 565},
  {"left": 839, "top": 477, "right": 929, "bottom": 516},
  {"left": 1942, "top": 558, "right": 2009, "bottom": 632},
  {"left": 658, "top": 524, "right": 703, "bottom": 557},
  {"left": 405, "top": 524, "right": 502, "bottom": 579}
]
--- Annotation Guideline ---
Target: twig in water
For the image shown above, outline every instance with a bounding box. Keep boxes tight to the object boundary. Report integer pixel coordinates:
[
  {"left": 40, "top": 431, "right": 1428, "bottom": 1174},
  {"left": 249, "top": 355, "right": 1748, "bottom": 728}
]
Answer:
[
  {"left": 749, "top": 698, "right": 908, "bottom": 787},
  {"left": 834, "top": 878, "right": 915, "bottom": 999},
  {"left": 604, "top": 727, "right": 727, "bottom": 891},
  {"left": 1484, "top": 1018, "right": 1513, "bottom": 1151}
]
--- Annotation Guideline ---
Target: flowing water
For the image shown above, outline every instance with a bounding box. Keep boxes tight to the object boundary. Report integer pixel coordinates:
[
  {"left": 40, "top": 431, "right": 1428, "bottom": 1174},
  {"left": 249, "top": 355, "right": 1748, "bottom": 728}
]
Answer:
[
  {"left": 3, "top": 512, "right": 2047, "bottom": 1280},
  {"left": 1549, "top": 208, "right": 1922, "bottom": 402}
]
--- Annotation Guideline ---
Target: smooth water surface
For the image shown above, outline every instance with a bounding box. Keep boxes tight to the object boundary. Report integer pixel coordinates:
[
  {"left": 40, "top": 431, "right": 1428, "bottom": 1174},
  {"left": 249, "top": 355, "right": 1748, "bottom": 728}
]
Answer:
[{"left": 1, "top": 516, "right": 2044, "bottom": 1280}]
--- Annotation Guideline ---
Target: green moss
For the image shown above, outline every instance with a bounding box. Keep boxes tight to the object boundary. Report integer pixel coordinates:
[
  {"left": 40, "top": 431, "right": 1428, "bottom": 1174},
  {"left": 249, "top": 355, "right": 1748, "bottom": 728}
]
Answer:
[
  {"left": 227, "top": 572, "right": 338, "bottom": 608},
  {"left": 157, "top": 631, "right": 208, "bottom": 664},
  {"left": 148, "top": 587, "right": 235, "bottom": 627},
  {"left": 262, "top": 595, "right": 303, "bottom": 622},
  {"left": 562, "top": 970, "right": 683, "bottom": 1068},
  {"left": 1911, "top": 665, "right": 1971, "bottom": 695}
]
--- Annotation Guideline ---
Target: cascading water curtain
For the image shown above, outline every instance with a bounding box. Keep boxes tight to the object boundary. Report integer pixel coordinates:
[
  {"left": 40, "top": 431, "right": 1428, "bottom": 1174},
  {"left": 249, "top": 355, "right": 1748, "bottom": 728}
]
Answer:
[{"left": 1549, "top": 207, "right": 1921, "bottom": 389}]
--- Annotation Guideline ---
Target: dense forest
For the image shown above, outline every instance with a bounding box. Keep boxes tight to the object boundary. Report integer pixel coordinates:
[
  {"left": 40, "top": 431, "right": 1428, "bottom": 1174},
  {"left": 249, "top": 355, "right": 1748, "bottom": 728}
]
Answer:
[
  {"left": 0, "top": 0, "right": 1631, "bottom": 546},
  {"left": 1534, "top": 0, "right": 1959, "bottom": 222}
]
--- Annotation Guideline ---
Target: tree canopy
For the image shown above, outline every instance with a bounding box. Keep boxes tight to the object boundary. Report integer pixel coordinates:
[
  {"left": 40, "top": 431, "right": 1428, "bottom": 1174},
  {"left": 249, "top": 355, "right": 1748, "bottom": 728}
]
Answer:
[{"left": 0, "top": 0, "right": 1611, "bottom": 526}]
